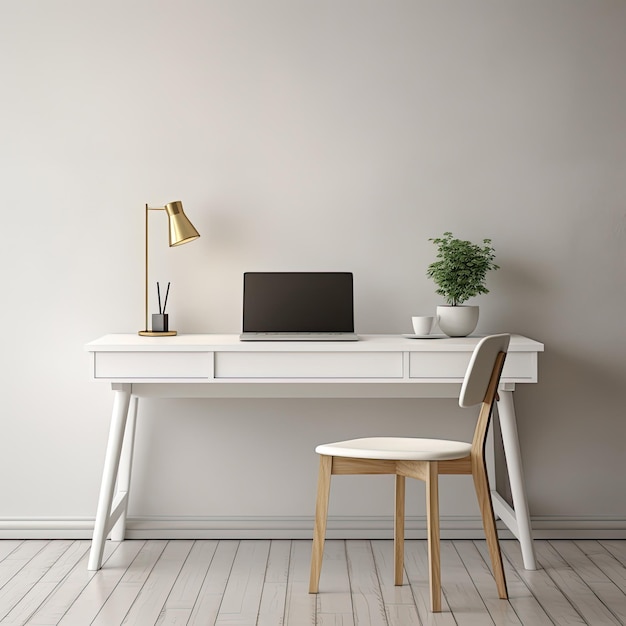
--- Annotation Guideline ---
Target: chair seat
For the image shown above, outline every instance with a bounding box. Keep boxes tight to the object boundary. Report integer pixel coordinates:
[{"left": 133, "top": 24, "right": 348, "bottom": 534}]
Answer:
[{"left": 315, "top": 437, "right": 472, "bottom": 461}]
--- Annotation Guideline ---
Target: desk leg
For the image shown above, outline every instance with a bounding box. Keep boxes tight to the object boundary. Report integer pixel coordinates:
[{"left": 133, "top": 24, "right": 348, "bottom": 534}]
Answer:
[
  {"left": 88, "top": 383, "right": 132, "bottom": 571},
  {"left": 495, "top": 390, "right": 537, "bottom": 570},
  {"left": 110, "top": 395, "right": 138, "bottom": 542}
]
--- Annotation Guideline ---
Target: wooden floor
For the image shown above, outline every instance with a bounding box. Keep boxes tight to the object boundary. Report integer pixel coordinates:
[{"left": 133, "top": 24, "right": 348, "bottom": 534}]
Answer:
[{"left": 0, "top": 539, "right": 624, "bottom": 625}]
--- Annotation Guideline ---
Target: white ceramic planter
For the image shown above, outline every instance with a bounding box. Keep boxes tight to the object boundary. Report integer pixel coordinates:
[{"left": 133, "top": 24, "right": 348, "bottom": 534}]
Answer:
[{"left": 436, "top": 305, "right": 479, "bottom": 337}]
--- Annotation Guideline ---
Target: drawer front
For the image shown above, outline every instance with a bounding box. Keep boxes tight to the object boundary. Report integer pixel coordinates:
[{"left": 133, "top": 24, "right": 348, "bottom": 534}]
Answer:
[
  {"left": 94, "top": 352, "right": 212, "bottom": 379},
  {"left": 215, "top": 352, "right": 403, "bottom": 379},
  {"left": 409, "top": 351, "right": 536, "bottom": 381}
]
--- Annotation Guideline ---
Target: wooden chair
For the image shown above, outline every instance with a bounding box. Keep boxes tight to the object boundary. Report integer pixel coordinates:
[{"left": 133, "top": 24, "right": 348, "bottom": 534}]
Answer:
[{"left": 308, "top": 333, "right": 510, "bottom": 612}]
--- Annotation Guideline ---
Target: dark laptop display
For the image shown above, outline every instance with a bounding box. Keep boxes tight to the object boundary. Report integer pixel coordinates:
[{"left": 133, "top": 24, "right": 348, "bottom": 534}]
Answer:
[{"left": 240, "top": 272, "right": 358, "bottom": 341}]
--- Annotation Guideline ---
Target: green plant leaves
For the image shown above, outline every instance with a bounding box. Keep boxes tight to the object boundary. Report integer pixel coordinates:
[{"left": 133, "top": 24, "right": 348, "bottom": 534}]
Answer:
[{"left": 426, "top": 232, "right": 499, "bottom": 306}]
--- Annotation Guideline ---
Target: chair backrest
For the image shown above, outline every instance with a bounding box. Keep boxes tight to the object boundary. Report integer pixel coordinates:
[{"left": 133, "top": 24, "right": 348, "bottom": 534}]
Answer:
[{"left": 459, "top": 334, "right": 510, "bottom": 408}]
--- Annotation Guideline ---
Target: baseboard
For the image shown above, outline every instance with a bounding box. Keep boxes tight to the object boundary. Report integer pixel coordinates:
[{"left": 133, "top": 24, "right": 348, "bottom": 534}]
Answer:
[{"left": 0, "top": 515, "right": 625, "bottom": 540}]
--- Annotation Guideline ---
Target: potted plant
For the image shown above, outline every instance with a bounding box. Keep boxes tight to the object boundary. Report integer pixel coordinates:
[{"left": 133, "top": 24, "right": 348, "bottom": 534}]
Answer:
[{"left": 426, "top": 232, "right": 499, "bottom": 337}]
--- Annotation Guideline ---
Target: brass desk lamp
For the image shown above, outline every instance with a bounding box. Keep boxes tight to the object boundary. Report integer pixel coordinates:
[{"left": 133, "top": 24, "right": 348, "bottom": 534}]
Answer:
[{"left": 138, "top": 201, "right": 200, "bottom": 336}]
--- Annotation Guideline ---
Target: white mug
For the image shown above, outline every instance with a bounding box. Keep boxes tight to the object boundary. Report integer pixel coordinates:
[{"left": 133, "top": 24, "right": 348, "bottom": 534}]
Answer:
[{"left": 412, "top": 315, "right": 434, "bottom": 335}]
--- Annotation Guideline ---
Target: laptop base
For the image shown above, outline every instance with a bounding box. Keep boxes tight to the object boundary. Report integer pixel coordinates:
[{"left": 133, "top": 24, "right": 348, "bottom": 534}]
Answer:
[{"left": 239, "top": 332, "right": 359, "bottom": 342}]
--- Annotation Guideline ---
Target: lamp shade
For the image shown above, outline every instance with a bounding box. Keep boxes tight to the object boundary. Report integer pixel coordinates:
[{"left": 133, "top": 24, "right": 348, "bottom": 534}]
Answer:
[{"left": 164, "top": 201, "right": 200, "bottom": 246}]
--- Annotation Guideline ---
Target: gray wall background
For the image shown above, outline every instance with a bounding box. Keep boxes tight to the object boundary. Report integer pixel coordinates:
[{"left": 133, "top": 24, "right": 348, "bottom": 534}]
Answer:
[{"left": 1, "top": 1, "right": 625, "bottom": 534}]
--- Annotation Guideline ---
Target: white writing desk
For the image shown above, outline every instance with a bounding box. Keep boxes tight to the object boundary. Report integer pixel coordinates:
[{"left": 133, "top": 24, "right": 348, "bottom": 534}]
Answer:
[{"left": 85, "top": 333, "right": 543, "bottom": 571}]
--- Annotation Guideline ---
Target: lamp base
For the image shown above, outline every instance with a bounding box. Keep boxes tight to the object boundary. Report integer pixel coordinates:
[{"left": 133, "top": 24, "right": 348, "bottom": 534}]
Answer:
[{"left": 138, "top": 330, "right": 177, "bottom": 337}]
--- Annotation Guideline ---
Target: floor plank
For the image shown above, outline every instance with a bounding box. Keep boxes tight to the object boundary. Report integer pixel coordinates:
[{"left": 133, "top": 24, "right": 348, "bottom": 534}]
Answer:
[
  {"left": 187, "top": 540, "right": 239, "bottom": 626},
  {"left": 215, "top": 539, "right": 270, "bottom": 625},
  {"left": 0, "top": 541, "right": 24, "bottom": 563},
  {"left": 404, "top": 539, "right": 456, "bottom": 625},
  {"left": 156, "top": 539, "right": 218, "bottom": 623},
  {"left": 0, "top": 541, "right": 50, "bottom": 595},
  {"left": 316, "top": 540, "right": 354, "bottom": 625},
  {"left": 283, "top": 538, "right": 316, "bottom": 626},
  {"left": 26, "top": 540, "right": 122, "bottom": 625},
  {"left": 576, "top": 540, "right": 626, "bottom": 594},
  {"left": 370, "top": 540, "right": 420, "bottom": 626},
  {"left": 500, "top": 540, "right": 587, "bottom": 625},
  {"left": 454, "top": 540, "right": 522, "bottom": 625},
  {"left": 121, "top": 540, "right": 194, "bottom": 625},
  {"left": 345, "top": 540, "right": 387, "bottom": 626},
  {"left": 0, "top": 541, "right": 73, "bottom": 622},
  {"left": 603, "top": 540, "right": 626, "bottom": 567},
  {"left": 89, "top": 540, "right": 168, "bottom": 626},
  {"left": 56, "top": 540, "right": 151, "bottom": 626},
  {"left": 474, "top": 540, "right": 554, "bottom": 626},
  {"left": 534, "top": 541, "right": 621, "bottom": 626},
  {"left": 0, "top": 538, "right": 621, "bottom": 625},
  {"left": 257, "top": 539, "right": 291, "bottom": 626},
  {"left": 1, "top": 540, "right": 90, "bottom": 625},
  {"left": 438, "top": 540, "right": 495, "bottom": 626},
  {"left": 551, "top": 540, "right": 626, "bottom": 624}
]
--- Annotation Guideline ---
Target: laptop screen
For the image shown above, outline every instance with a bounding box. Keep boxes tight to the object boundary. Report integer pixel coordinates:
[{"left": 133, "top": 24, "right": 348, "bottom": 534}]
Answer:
[{"left": 242, "top": 272, "right": 354, "bottom": 333}]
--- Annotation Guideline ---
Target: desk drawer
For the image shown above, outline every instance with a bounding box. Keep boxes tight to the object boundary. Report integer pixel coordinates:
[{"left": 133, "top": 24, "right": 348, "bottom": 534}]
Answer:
[
  {"left": 409, "top": 351, "right": 536, "bottom": 380},
  {"left": 215, "top": 352, "right": 402, "bottom": 379},
  {"left": 94, "top": 352, "right": 212, "bottom": 379}
]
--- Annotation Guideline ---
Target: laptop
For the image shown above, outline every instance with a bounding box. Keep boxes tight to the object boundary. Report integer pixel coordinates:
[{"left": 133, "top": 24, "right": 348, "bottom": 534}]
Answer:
[{"left": 239, "top": 272, "right": 359, "bottom": 341}]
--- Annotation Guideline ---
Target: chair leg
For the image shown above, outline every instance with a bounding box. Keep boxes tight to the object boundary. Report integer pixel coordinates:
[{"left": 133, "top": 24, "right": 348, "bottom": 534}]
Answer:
[
  {"left": 309, "top": 454, "right": 333, "bottom": 593},
  {"left": 394, "top": 474, "right": 405, "bottom": 585},
  {"left": 426, "top": 461, "right": 441, "bottom": 612},
  {"left": 472, "top": 458, "right": 508, "bottom": 599}
]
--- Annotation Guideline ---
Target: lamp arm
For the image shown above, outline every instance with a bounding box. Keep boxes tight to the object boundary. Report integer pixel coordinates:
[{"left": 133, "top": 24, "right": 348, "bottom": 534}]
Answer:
[
  {"left": 144, "top": 205, "right": 167, "bottom": 331},
  {"left": 144, "top": 204, "right": 149, "bottom": 332}
]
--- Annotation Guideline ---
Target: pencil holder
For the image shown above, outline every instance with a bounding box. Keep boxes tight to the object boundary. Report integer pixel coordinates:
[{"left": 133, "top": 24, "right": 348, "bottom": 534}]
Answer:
[{"left": 151, "top": 314, "right": 169, "bottom": 333}]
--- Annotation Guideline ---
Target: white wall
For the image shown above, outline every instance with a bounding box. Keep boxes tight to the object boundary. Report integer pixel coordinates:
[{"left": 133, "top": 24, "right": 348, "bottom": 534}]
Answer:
[{"left": 1, "top": 1, "right": 625, "bottom": 537}]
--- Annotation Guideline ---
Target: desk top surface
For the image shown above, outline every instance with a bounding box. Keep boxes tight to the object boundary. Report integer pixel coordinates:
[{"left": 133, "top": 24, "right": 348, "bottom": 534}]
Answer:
[{"left": 86, "top": 333, "right": 544, "bottom": 353}]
